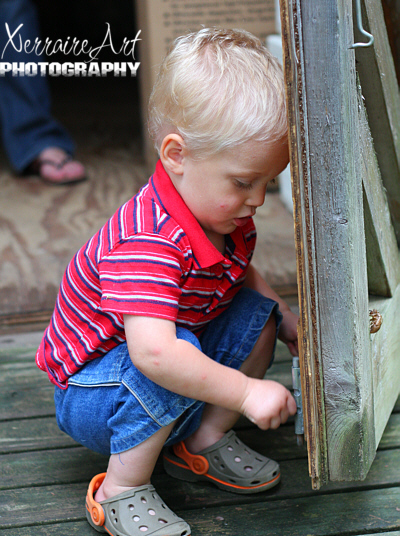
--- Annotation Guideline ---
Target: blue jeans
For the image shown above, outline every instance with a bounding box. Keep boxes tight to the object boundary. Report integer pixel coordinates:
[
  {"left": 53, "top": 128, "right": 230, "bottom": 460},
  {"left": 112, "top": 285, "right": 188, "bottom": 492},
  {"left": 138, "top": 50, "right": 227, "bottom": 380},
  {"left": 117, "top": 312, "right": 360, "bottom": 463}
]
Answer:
[
  {"left": 54, "top": 288, "right": 282, "bottom": 456},
  {"left": 0, "top": 0, "right": 75, "bottom": 171}
]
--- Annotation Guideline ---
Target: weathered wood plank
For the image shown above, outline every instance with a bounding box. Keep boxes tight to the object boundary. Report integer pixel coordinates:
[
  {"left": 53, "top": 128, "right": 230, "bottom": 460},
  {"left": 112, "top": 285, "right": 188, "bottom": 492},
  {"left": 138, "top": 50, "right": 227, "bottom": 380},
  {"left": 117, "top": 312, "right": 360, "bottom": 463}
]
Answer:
[
  {"left": 2, "top": 482, "right": 400, "bottom": 534},
  {"left": 0, "top": 331, "right": 43, "bottom": 363},
  {"left": 379, "top": 413, "right": 400, "bottom": 449},
  {"left": 369, "top": 289, "right": 400, "bottom": 446},
  {"left": 0, "top": 417, "right": 76, "bottom": 454},
  {"left": 2, "top": 442, "right": 400, "bottom": 507},
  {"left": 281, "top": 0, "right": 375, "bottom": 485},
  {"left": 359, "top": 90, "right": 400, "bottom": 296},
  {"left": 0, "top": 362, "right": 55, "bottom": 420},
  {"left": 0, "top": 521, "right": 95, "bottom": 536},
  {"left": 280, "top": 0, "right": 328, "bottom": 489},
  {"left": 4, "top": 527, "right": 400, "bottom": 536},
  {"left": 182, "top": 488, "right": 400, "bottom": 536},
  {"left": 356, "top": 0, "right": 400, "bottom": 240}
]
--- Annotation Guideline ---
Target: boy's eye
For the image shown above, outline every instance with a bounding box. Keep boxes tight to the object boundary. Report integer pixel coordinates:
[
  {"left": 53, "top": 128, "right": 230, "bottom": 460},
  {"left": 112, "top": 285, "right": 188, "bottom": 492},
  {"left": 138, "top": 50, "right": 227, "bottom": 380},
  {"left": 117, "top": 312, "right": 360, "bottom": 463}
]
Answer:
[{"left": 233, "top": 179, "right": 253, "bottom": 190}]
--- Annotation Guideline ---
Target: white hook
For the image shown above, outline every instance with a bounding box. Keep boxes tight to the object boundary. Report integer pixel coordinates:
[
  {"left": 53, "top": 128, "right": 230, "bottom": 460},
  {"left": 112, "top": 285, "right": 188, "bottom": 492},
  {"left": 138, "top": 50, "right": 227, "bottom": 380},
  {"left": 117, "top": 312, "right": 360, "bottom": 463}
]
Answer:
[{"left": 350, "top": 0, "right": 374, "bottom": 49}]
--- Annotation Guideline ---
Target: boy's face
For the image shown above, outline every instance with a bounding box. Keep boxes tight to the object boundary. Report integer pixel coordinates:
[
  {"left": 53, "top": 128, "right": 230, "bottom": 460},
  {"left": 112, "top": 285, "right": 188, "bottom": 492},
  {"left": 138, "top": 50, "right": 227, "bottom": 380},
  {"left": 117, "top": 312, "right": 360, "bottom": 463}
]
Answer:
[{"left": 172, "top": 139, "right": 289, "bottom": 246}]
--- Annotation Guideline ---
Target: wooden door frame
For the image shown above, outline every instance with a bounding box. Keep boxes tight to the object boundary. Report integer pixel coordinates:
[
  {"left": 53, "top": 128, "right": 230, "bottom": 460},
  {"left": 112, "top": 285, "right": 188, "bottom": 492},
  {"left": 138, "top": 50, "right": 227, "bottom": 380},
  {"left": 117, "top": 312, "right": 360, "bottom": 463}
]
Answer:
[{"left": 280, "top": 0, "right": 400, "bottom": 488}]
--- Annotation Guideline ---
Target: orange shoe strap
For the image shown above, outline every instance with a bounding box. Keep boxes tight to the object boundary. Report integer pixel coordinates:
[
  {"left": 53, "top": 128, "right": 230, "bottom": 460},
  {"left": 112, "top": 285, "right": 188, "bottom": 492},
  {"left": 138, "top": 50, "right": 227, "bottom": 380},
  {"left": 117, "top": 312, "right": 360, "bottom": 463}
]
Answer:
[
  {"left": 173, "top": 441, "right": 209, "bottom": 475},
  {"left": 86, "top": 473, "right": 107, "bottom": 526}
]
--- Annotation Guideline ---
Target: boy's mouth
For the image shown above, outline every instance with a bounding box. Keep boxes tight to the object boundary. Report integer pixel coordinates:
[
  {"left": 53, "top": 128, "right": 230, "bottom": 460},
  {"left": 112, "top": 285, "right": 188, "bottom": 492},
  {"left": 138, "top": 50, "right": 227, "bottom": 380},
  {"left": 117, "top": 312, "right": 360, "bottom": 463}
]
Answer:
[{"left": 233, "top": 216, "right": 252, "bottom": 227}]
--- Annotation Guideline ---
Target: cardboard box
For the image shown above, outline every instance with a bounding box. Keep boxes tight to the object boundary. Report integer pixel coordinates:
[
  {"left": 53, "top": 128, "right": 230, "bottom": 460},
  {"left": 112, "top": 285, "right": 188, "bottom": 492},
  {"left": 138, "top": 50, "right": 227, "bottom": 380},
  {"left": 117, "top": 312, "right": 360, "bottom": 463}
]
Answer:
[{"left": 135, "top": 0, "right": 276, "bottom": 168}]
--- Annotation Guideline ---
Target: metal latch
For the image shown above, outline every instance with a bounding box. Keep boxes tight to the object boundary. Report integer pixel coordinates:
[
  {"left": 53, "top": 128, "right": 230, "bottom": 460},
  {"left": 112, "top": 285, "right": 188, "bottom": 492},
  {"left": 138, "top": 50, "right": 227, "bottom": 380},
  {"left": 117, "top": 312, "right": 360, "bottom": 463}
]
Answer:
[{"left": 292, "top": 356, "right": 304, "bottom": 446}]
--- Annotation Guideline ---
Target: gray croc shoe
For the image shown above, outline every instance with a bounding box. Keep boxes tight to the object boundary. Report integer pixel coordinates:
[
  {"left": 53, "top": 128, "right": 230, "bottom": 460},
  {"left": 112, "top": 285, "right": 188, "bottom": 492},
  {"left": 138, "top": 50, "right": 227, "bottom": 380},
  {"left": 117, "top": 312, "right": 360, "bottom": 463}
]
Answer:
[
  {"left": 86, "top": 473, "right": 191, "bottom": 536},
  {"left": 163, "top": 430, "right": 280, "bottom": 494}
]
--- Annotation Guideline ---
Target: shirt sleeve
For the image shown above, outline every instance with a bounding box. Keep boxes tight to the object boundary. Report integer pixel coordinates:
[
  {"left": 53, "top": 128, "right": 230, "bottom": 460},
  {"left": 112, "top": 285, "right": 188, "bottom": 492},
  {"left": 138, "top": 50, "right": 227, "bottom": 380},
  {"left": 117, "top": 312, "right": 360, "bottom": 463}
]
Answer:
[{"left": 98, "top": 233, "right": 185, "bottom": 321}]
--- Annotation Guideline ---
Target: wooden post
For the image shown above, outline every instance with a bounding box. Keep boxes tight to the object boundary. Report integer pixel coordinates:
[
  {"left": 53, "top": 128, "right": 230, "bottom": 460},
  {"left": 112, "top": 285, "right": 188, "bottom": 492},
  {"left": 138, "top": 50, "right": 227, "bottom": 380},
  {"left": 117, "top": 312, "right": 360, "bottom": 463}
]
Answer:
[{"left": 280, "top": 0, "right": 375, "bottom": 487}]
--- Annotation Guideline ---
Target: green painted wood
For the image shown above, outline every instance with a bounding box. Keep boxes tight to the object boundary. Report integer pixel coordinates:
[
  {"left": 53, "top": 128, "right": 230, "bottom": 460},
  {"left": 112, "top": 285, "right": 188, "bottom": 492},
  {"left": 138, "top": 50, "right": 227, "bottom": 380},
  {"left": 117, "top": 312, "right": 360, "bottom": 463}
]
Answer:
[
  {"left": 0, "top": 417, "right": 76, "bottom": 454},
  {"left": 0, "top": 382, "right": 55, "bottom": 421},
  {"left": 2, "top": 482, "right": 400, "bottom": 534},
  {"left": 369, "top": 289, "right": 400, "bottom": 446},
  {"left": 0, "top": 521, "right": 95, "bottom": 536},
  {"left": 356, "top": 0, "right": 400, "bottom": 240},
  {"left": 2, "top": 442, "right": 400, "bottom": 508},
  {"left": 0, "top": 331, "right": 43, "bottom": 364},
  {"left": 182, "top": 488, "right": 400, "bottom": 535},
  {"left": 4, "top": 523, "right": 400, "bottom": 536},
  {"left": 359, "top": 90, "right": 400, "bottom": 297},
  {"left": 379, "top": 413, "right": 400, "bottom": 449},
  {"left": 282, "top": 0, "right": 375, "bottom": 486}
]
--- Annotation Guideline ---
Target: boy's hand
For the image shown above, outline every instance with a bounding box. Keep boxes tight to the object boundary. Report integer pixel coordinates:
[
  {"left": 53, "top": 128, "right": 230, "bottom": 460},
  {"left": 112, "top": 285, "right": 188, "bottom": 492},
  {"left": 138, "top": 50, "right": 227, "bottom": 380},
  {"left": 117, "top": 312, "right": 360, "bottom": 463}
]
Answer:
[
  {"left": 279, "top": 309, "right": 299, "bottom": 356},
  {"left": 240, "top": 378, "right": 297, "bottom": 430}
]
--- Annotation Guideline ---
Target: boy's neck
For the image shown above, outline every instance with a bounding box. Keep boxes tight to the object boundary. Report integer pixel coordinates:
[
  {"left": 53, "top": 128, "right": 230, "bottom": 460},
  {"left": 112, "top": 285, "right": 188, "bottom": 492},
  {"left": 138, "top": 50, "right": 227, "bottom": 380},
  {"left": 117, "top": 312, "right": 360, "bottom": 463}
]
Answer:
[{"left": 204, "top": 230, "right": 226, "bottom": 255}]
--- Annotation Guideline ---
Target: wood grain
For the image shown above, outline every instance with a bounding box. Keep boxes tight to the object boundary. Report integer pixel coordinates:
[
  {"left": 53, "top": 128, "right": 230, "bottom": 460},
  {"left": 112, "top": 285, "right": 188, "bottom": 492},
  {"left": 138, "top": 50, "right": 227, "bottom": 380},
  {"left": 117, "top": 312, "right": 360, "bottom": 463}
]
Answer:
[{"left": 356, "top": 0, "right": 400, "bottom": 241}]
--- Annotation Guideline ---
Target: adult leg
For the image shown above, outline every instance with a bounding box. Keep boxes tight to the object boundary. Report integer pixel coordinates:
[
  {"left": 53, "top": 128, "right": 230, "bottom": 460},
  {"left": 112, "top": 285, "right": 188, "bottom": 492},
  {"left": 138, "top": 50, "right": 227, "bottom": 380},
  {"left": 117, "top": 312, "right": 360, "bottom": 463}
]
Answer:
[{"left": 0, "top": 0, "right": 85, "bottom": 181}]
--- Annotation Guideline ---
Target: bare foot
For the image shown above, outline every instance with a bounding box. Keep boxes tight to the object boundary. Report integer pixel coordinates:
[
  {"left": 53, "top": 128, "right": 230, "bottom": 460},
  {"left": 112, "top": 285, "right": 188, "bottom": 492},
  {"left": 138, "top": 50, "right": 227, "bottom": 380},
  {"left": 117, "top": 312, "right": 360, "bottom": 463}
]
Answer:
[{"left": 30, "top": 147, "right": 86, "bottom": 184}]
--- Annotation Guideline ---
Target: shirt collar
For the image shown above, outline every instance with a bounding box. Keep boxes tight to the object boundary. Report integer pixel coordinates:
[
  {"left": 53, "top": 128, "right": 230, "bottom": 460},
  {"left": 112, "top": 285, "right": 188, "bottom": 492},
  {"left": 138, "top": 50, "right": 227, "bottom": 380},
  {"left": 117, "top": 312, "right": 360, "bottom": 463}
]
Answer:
[{"left": 151, "top": 160, "right": 227, "bottom": 269}]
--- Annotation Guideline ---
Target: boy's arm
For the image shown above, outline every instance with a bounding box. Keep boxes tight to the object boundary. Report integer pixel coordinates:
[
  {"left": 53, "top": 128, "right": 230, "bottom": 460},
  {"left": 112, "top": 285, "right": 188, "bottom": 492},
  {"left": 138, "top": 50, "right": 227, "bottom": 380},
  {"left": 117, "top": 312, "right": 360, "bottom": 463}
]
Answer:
[
  {"left": 124, "top": 314, "right": 296, "bottom": 430},
  {"left": 244, "top": 263, "right": 299, "bottom": 356}
]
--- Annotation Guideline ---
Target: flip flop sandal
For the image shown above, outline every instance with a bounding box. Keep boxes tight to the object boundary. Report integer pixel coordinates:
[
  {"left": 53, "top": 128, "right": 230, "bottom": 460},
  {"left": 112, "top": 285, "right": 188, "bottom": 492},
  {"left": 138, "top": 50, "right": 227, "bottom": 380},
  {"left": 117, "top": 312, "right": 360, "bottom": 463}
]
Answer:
[
  {"left": 86, "top": 473, "right": 191, "bottom": 536},
  {"left": 29, "top": 155, "right": 87, "bottom": 185},
  {"left": 163, "top": 430, "right": 280, "bottom": 494}
]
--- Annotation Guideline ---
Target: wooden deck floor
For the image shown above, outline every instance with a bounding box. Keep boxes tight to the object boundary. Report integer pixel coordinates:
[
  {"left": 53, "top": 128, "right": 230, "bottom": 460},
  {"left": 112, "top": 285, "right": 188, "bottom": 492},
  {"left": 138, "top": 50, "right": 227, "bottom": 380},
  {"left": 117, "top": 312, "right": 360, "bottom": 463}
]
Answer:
[{"left": 1, "top": 331, "right": 400, "bottom": 536}]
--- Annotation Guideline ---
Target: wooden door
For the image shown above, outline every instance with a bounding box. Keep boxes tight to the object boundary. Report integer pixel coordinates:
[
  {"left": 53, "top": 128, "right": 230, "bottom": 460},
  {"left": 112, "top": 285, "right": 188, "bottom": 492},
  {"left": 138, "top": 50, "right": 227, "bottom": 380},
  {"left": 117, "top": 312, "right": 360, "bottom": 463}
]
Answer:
[{"left": 280, "top": 0, "right": 400, "bottom": 488}]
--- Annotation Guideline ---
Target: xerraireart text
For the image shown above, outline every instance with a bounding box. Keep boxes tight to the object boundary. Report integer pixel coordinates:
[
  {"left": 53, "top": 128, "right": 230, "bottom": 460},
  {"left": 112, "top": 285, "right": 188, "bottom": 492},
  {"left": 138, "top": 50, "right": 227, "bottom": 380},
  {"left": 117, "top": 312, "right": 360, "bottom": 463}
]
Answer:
[{"left": 0, "top": 22, "right": 141, "bottom": 77}]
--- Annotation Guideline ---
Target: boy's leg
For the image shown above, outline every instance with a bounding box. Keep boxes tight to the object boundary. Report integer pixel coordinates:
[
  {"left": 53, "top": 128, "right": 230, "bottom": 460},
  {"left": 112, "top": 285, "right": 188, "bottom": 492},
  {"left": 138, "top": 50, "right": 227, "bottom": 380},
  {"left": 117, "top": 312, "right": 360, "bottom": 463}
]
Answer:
[
  {"left": 185, "top": 313, "right": 277, "bottom": 453},
  {"left": 162, "top": 288, "right": 283, "bottom": 494},
  {"left": 55, "top": 341, "right": 197, "bottom": 534},
  {"left": 95, "top": 420, "right": 176, "bottom": 501}
]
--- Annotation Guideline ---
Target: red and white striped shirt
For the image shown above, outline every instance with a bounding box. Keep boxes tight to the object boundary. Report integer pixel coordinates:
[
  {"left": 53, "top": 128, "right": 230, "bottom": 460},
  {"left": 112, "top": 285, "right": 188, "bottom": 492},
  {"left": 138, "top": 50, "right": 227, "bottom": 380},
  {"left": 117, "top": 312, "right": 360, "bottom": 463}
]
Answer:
[{"left": 36, "top": 161, "right": 256, "bottom": 388}]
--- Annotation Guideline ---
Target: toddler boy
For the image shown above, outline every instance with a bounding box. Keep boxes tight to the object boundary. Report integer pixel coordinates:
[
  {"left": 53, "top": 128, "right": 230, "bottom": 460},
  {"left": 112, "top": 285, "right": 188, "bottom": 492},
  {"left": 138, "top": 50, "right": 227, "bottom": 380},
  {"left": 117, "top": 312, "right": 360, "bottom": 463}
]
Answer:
[{"left": 36, "top": 27, "right": 298, "bottom": 536}]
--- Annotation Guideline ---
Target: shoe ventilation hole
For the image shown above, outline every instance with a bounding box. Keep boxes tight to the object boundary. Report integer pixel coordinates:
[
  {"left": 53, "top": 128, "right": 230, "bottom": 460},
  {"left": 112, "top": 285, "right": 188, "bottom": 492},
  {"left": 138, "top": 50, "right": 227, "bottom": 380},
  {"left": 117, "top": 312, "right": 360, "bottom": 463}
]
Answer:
[
  {"left": 273, "top": 470, "right": 278, "bottom": 476},
  {"left": 148, "top": 509, "right": 156, "bottom": 516},
  {"left": 235, "top": 438, "right": 240, "bottom": 444},
  {"left": 251, "top": 480, "right": 261, "bottom": 484},
  {"left": 152, "top": 493, "right": 157, "bottom": 499},
  {"left": 128, "top": 504, "right": 134, "bottom": 511},
  {"left": 227, "top": 446, "right": 233, "bottom": 451},
  {"left": 229, "top": 478, "right": 237, "bottom": 483},
  {"left": 114, "top": 518, "right": 118, "bottom": 523},
  {"left": 161, "top": 504, "right": 167, "bottom": 509},
  {"left": 182, "top": 531, "right": 189, "bottom": 536},
  {"left": 255, "top": 457, "right": 263, "bottom": 462},
  {"left": 214, "top": 455, "right": 220, "bottom": 462},
  {"left": 133, "top": 515, "right": 140, "bottom": 522},
  {"left": 159, "top": 518, "right": 168, "bottom": 524},
  {"left": 139, "top": 526, "right": 149, "bottom": 532},
  {"left": 141, "top": 497, "right": 147, "bottom": 504},
  {"left": 111, "top": 509, "right": 116, "bottom": 515},
  {"left": 245, "top": 449, "right": 250, "bottom": 455},
  {"left": 220, "top": 464, "right": 225, "bottom": 470},
  {"left": 234, "top": 456, "right": 241, "bottom": 463},
  {"left": 245, "top": 466, "right": 253, "bottom": 472}
]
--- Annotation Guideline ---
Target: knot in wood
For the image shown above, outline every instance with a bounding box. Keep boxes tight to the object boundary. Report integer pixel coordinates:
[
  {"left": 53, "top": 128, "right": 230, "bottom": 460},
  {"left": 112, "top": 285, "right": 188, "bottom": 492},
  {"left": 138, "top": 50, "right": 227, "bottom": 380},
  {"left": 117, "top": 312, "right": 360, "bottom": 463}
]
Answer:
[{"left": 369, "top": 309, "right": 382, "bottom": 334}]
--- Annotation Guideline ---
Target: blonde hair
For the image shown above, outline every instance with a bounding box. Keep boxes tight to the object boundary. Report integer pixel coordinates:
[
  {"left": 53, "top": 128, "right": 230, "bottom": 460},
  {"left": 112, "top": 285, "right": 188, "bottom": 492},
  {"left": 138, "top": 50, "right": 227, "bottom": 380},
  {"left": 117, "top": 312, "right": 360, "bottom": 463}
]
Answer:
[{"left": 148, "top": 27, "right": 287, "bottom": 159}]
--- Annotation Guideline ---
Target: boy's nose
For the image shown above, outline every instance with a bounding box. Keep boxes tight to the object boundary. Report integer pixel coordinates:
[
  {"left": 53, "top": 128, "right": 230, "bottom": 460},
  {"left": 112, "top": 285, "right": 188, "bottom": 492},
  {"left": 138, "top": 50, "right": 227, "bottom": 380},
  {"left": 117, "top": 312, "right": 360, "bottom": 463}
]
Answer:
[{"left": 246, "top": 185, "right": 267, "bottom": 207}]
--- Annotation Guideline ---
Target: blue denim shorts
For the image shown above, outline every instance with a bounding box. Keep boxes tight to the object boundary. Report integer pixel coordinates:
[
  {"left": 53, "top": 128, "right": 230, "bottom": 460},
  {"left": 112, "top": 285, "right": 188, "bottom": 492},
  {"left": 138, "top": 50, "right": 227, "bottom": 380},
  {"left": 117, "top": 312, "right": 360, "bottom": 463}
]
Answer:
[{"left": 54, "top": 287, "right": 282, "bottom": 456}]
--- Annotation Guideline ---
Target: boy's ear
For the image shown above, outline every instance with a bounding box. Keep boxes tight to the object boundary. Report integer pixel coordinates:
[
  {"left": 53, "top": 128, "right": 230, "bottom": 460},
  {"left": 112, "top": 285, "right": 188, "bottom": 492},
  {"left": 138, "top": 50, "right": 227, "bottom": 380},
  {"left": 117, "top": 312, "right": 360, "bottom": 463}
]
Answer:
[{"left": 159, "top": 134, "right": 187, "bottom": 176}]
